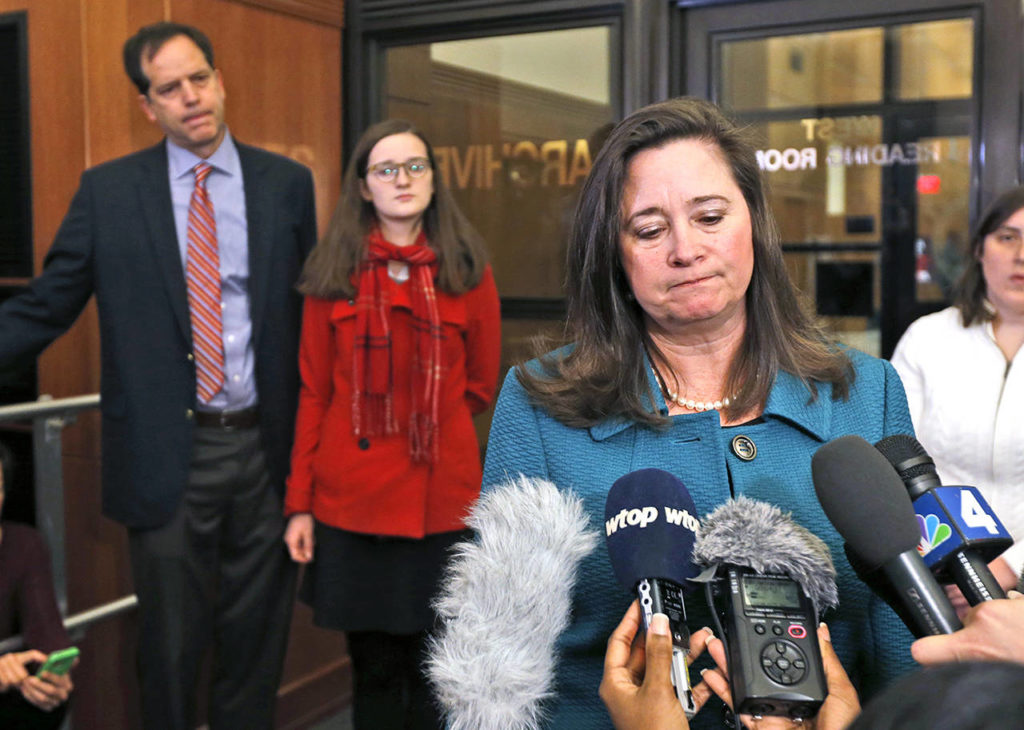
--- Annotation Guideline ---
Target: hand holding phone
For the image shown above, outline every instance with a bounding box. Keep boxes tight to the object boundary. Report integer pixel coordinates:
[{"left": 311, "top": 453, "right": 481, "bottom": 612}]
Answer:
[{"left": 35, "top": 646, "right": 79, "bottom": 677}]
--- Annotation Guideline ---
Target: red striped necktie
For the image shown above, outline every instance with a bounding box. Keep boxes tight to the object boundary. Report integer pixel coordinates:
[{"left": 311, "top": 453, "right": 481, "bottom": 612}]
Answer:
[{"left": 185, "top": 161, "right": 224, "bottom": 403}]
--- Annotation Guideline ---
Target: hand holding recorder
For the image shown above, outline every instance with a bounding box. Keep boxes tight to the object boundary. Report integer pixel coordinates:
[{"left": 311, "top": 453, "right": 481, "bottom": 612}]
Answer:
[
  {"left": 600, "top": 602, "right": 860, "bottom": 730},
  {"left": 693, "top": 497, "right": 838, "bottom": 721},
  {"left": 700, "top": 622, "right": 860, "bottom": 730}
]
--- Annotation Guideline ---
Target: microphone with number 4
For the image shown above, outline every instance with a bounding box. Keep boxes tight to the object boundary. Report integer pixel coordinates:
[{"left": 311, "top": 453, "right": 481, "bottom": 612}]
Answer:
[
  {"left": 875, "top": 434, "right": 1011, "bottom": 605},
  {"left": 604, "top": 468, "right": 702, "bottom": 718},
  {"left": 812, "top": 435, "right": 962, "bottom": 637}
]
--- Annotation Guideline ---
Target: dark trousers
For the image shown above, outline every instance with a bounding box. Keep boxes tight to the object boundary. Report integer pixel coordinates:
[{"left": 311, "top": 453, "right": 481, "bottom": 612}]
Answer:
[
  {"left": 346, "top": 631, "right": 443, "bottom": 730},
  {"left": 128, "top": 426, "right": 296, "bottom": 730},
  {"left": 0, "top": 692, "right": 67, "bottom": 729}
]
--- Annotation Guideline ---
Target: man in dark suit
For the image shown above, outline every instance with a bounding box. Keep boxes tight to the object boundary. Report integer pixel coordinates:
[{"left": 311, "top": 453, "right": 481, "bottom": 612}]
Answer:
[{"left": 0, "top": 22, "right": 316, "bottom": 729}]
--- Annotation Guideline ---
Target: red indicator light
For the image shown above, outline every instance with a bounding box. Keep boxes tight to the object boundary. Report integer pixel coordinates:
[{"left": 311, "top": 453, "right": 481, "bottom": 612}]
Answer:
[{"left": 917, "top": 175, "right": 941, "bottom": 195}]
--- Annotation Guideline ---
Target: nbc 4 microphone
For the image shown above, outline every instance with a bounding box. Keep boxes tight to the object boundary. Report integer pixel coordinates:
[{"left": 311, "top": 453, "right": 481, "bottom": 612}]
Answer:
[
  {"left": 812, "top": 435, "right": 961, "bottom": 637},
  {"left": 692, "top": 496, "right": 834, "bottom": 720},
  {"left": 875, "top": 434, "right": 1011, "bottom": 605},
  {"left": 604, "top": 468, "right": 702, "bottom": 718}
]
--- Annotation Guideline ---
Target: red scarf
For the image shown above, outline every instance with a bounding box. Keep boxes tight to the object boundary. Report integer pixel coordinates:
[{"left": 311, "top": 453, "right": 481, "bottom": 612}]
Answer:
[{"left": 352, "top": 228, "right": 442, "bottom": 463}]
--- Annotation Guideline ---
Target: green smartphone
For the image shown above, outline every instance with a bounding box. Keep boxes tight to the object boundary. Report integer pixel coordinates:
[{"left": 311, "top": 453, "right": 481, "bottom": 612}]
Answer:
[{"left": 35, "top": 646, "right": 79, "bottom": 677}]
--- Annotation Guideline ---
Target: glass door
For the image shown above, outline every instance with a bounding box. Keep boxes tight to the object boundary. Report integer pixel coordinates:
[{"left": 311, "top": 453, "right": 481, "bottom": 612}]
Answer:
[
  {"left": 382, "top": 26, "right": 618, "bottom": 312},
  {"left": 377, "top": 22, "right": 621, "bottom": 437},
  {"left": 679, "top": 6, "right": 982, "bottom": 357}
]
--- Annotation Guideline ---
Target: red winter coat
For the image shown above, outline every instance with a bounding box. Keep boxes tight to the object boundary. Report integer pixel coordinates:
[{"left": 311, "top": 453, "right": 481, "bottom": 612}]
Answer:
[{"left": 284, "top": 266, "right": 501, "bottom": 538}]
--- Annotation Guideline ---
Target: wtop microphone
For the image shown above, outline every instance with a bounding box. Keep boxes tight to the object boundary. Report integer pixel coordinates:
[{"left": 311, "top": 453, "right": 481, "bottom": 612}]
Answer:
[
  {"left": 875, "top": 434, "right": 1011, "bottom": 604},
  {"left": 604, "top": 468, "right": 702, "bottom": 718},
  {"left": 812, "top": 435, "right": 962, "bottom": 637},
  {"left": 693, "top": 497, "right": 835, "bottom": 720}
]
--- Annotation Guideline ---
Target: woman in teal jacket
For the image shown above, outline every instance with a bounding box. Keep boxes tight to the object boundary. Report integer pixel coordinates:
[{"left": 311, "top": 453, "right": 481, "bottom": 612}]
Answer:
[{"left": 480, "top": 98, "right": 917, "bottom": 729}]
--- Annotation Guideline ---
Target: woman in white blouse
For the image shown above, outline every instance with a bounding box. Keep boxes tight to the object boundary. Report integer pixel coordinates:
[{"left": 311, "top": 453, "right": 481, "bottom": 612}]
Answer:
[{"left": 891, "top": 185, "right": 1024, "bottom": 609}]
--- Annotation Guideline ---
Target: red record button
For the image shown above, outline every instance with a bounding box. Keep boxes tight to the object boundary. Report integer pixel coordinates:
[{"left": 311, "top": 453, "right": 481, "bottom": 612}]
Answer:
[{"left": 788, "top": 625, "right": 807, "bottom": 639}]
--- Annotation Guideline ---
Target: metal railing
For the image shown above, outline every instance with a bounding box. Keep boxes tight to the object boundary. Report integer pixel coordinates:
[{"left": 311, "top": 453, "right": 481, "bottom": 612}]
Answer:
[
  {"left": 0, "top": 393, "right": 138, "bottom": 653},
  {"left": 0, "top": 594, "right": 137, "bottom": 655}
]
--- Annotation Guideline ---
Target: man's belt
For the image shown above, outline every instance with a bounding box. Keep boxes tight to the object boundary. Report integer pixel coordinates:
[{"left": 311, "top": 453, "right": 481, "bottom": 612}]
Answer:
[{"left": 194, "top": 406, "right": 259, "bottom": 430}]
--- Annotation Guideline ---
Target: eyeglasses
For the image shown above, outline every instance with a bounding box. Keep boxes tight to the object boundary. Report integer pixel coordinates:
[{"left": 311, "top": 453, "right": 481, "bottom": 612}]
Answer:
[{"left": 366, "top": 157, "right": 432, "bottom": 182}]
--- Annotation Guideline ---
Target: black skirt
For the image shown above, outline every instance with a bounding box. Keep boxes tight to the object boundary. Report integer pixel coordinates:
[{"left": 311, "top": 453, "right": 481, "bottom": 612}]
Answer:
[{"left": 300, "top": 520, "right": 472, "bottom": 635}]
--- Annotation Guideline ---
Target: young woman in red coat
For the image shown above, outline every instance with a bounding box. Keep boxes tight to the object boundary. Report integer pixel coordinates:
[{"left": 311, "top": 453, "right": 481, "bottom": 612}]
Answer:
[{"left": 284, "top": 119, "right": 501, "bottom": 729}]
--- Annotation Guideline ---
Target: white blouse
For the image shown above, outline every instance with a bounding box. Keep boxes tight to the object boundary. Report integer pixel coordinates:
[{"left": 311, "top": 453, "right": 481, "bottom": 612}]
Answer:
[{"left": 891, "top": 306, "right": 1024, "bottom": 574}]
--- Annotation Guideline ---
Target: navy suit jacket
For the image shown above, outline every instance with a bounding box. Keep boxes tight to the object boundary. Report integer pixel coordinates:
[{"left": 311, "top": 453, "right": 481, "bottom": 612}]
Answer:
[{"left": 0, "top": 140, "right": 317, "bottom": 528}]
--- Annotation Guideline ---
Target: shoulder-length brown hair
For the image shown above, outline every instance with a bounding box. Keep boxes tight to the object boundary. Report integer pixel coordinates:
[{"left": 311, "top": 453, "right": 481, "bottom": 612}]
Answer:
[
  {"left": 519, "top": 97, "right": 852, "bottom": 428},
  {"left": 953, "top": 185, "right": 1024, "bottom": 326},
  {"left": 298, "top": 119, "right": 488, "bottom": 298}
]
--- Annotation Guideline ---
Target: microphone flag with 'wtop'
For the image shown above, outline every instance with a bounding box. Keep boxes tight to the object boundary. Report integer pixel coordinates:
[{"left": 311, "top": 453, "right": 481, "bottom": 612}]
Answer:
[
  {"left": 604, "top": 468, "right": 702, "bottom": 718},
  {"left": 693, "top": 496, "right": 835, "bottom": 720},
  {"left": 875, "top": 434, "right": 1010, "bottom": 604},
  {"left": 812, "top": 435, "right": 962, "bottom": 637}
]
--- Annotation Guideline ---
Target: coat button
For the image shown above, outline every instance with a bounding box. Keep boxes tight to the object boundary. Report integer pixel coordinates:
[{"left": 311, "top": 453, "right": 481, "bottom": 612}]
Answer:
[
  {"left": 731, "top": 435, "right": 756, "bottom": 461},
  {"left": 348, "top": 299, "right": 356, "bottom": 306},
  {"left": 185, "top": 408, "right": 195, "bottom": 420},
  {"left": 358, "top": 438, "right": 370, "bottom": 450}
]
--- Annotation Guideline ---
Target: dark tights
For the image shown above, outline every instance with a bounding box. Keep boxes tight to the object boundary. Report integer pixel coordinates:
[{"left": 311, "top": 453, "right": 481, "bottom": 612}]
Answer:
[
  {"left": 346, "top": 630, "right": 442, "bottom": 730},
  {"left": 0, "top": 691, "right": 68, "bottom": 729}
]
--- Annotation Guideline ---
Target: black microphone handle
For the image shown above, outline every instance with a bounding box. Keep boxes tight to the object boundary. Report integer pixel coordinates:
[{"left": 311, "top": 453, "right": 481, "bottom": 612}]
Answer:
[
  {"left": 950, "top": 549, "right": 1007, "bottom": 604},
  {"left": 845, "top": 545, "right": 919, "bottom": 635},
  {"left": 881, "top": 550, "right": 963, "bottom": 636}
]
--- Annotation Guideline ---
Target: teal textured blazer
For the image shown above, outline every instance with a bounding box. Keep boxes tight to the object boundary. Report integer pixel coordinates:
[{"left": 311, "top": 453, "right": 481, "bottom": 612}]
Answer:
[{"left": 482, "top": 348, "right": 917, "bottom": 729}]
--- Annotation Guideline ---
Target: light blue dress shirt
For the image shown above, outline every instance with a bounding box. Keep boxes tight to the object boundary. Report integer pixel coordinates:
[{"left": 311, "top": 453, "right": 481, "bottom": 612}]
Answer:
[{"left": 167, "top": 131, "right": 257, "bottom": 412}]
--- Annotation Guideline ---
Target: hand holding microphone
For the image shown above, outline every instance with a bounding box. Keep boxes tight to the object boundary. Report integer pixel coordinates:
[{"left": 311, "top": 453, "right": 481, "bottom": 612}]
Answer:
[
  {"left": 911, "top": 590, "right": 1024, "bottom": 665},
  {"left": 604, "top": 468, "right": 704, "bottom": 718},
  {"left": 600, "top": 601, "right": 715, "bottom": 730},
  {"left": 601, "top": 487, "right": 864, "bottom": 730}
]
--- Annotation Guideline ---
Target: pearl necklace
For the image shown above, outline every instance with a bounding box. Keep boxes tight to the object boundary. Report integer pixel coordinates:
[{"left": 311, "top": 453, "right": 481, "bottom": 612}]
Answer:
[
  {"left": 665, "top": 389, "right": 735, "bottom": 413},
  {"left": 645, "top": 351, "right": 736, "bottom": 413}
]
